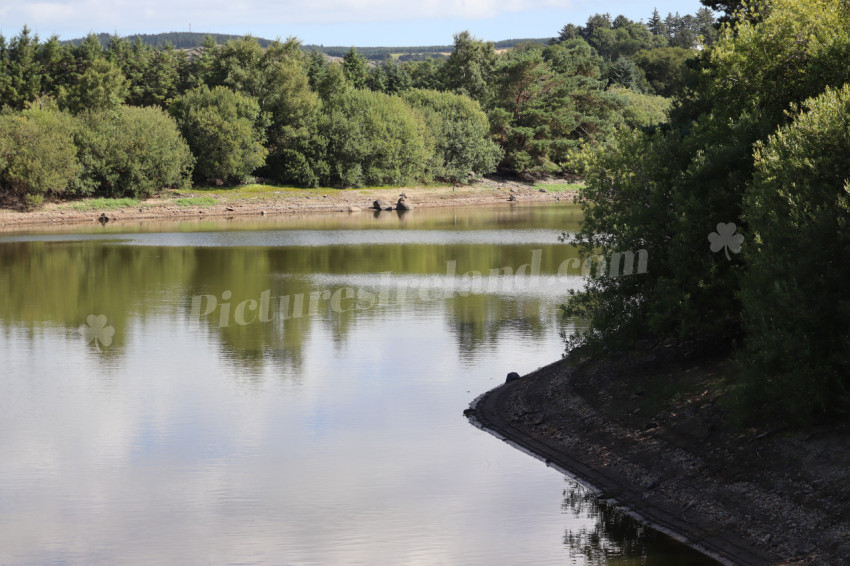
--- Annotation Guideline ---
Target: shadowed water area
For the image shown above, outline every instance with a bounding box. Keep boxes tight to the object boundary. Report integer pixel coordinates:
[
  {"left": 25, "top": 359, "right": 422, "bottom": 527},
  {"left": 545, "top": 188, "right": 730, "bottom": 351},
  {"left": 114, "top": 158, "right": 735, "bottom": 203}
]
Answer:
[{"left": 0, "top": 204, "right": 716, "bottom": 564}]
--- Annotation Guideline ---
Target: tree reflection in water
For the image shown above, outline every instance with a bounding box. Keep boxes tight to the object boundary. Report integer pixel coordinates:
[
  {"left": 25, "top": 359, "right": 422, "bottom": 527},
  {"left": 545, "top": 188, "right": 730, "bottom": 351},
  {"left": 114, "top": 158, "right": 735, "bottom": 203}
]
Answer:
[{"left": 561, "top": 478, "right": 719, "bottom": 565}]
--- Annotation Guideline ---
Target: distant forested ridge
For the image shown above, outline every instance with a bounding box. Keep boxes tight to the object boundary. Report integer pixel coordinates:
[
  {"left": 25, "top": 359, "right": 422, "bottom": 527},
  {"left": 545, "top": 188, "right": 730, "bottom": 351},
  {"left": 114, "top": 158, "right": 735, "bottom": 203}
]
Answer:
[{"left": 60, "top": 31, "right": 552, "bottom": 61}]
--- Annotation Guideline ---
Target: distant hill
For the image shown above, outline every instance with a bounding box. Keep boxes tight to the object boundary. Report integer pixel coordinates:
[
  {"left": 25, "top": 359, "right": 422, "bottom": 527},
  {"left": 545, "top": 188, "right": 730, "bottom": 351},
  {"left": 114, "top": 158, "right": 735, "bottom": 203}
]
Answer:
[{"left": 61, "top": 31, "right": 551, "bottom": 61}]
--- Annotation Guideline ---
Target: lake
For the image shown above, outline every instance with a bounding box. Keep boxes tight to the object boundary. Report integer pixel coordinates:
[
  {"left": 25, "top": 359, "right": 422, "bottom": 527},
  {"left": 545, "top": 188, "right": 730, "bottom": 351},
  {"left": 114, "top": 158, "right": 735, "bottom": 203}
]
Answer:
[{"left": 0, "top": 204, "right": 716, "bottom": 565}]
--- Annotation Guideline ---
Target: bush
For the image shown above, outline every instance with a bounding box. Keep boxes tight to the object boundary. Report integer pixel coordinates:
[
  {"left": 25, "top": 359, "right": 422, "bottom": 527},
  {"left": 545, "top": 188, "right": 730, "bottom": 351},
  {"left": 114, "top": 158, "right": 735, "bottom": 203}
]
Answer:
[
  {"left": 608, "top": 87, "right": 671, "bottom": 128},
  {"left": 402, "top": 89, "right": 501, "bottom": 182},
  {"left": 23, "top": 193, "right": 45, "bottom": 210},
  {"left": 317, "top": 89, "right": 430, "bottom": 187},
  {"left": 739, "top": 84, "right": 850, "bottom": 422},
  {"left": 169, "top": 86, "right": 267, "bottom": 185},
  {"left": 74, "top": 105, "right": 193, "bottom": 198},
  {"left": 632, "top": 47, "right": 693, "bottom": 97},
  {"left": 0, "top": 102, "right": 80, "bottom": 197}
]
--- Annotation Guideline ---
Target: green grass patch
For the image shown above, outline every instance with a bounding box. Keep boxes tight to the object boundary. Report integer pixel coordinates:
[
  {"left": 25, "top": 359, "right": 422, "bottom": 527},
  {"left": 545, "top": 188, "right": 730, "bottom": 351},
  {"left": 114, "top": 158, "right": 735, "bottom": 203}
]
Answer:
[
  {"left": 534, "top": 182, "right": 585, "bottom": 193},
  {"left": 63, "top": 197, "right": 140, "bottom": 211},
  {"left": 174, "top": 196, "right": 217, "bottom": 207}
]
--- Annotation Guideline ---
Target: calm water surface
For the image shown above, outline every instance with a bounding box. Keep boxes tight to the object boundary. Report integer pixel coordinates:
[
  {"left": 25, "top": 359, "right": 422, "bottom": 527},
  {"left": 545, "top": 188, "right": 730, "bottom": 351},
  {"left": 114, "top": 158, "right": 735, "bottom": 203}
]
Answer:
[{"left": 0, "top": 205, "right": 716, "bottom": 565}]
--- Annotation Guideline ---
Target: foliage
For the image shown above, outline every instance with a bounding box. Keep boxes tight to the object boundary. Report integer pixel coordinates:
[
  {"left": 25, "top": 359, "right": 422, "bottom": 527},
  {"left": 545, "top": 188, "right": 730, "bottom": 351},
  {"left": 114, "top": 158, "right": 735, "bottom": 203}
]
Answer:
[
  {"left": 0, "top": 102, "right": 80, "bottom": 196},
  {"left": 402, "top": 89, "right": 501, "bottom": 182},
  {"left": 75, "top": 105, "right": 193, "bottom": 197},
  {"left": 169, "top": 85, "right": 267, "bottom": 184},
  {"left": 316, "top": 89, "right": 429, "bottom": 187},
  {"left": 567, "top": 0, "right": 850, "bottom": 423},
  {"left": 607, "top": 87, "right": 671, "bottom": 128},
  {"left": 440, "top": 31, "right": 497, "bottom": 104},
  {"left": 632, "top": 47, "right": 693, "bottom": 97},
  {"left": 58, "top": 58, "right": 129, "bottom": 113},
  {"left": 739, "top": 84, "right": 850, "bottom": 421},
  {"left": 489, "top": 42, "right": 618, "bottom": 173},
  {"left": 342, "top": 47, "right": 369, "bottom": 89}
]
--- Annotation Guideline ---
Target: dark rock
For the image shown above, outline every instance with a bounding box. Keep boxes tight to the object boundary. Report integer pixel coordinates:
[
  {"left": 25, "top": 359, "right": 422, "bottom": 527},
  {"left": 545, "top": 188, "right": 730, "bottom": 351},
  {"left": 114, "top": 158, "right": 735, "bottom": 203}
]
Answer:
[
  {"left": 508, "top": 194, "right": 517, "bottom": 202},
  {"left": 373, "top": 199, "right": 392, "bottom": 210},
  {"left": 396, "top": 197, "right": 412, "bottom": 211},
  {"left": 506, "top": 371, "right": 521, "bottom": 383}
]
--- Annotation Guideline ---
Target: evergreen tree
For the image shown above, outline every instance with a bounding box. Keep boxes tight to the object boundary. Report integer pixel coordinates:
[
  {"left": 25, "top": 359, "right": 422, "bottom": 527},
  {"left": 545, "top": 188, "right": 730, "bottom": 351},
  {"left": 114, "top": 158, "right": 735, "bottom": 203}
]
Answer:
[
  {"left": 6, "top": 27, "right": 42, "bottom": 109},
  {"left": 341, "top": 47, "right": 369, "bottom": 89},
  {"left": 648, "top": 9, "right": 666, "bottom": 36},
  {"left": 440, "top": 31, "right": 497, "bottom": 104}
]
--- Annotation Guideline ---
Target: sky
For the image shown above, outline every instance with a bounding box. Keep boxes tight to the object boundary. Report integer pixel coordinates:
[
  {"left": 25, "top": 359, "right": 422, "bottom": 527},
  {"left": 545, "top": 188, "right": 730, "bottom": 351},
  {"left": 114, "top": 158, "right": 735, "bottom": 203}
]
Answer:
[{"left": 1, "top": 0, "right": 707, "bottom": 46}]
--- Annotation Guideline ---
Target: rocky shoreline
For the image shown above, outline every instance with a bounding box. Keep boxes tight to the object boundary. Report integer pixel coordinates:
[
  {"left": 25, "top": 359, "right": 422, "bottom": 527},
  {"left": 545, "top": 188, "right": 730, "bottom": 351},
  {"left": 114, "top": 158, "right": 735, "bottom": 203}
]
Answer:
[
  {"left": 0, "top": 176, "right": 575, "bottom": 229},
  {"left": 467, "top": 352, "right": 850, "bottom": 565}
]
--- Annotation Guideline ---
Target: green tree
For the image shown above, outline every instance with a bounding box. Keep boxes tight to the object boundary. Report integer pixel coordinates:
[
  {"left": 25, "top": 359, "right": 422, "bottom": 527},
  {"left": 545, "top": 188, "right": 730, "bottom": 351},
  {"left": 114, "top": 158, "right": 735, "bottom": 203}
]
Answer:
[
  {"left": 648, "top": 9, "right": 666, "bottom": 36},
  {"left": 608, "top": 56, "right": 643, "bottom": 91},
  {"left": 36, "top": 35, "right": 68, "bottom": 98},
  {"left": 4, "top": 27, "right": 42, "bottom": 109},
  {"left": 184, "top": 34, "right": 218, "bottom": 89},
  {"left": 632, "top": 47, "right": 693, "bottom": 97},
  {"left": 305, "top": 49, "right": 328, "bottom": 90},
  {"left": 440, "top": 31, "right": 497, "bottom": 104},
  {"left": 58, "top": 58, "right": 128, "bottom": 114},
  {"left": 695, "top": 7, "right": 719, "bottom": 46},
  {"left": 317, "top": 89, "right": 429, "bottom": 187},
  {"left": 366, "top": 63, "right": 388, "bottom": 92},
  {"left": 382, "top": 59, "right": 412, "bottom": 94},
  {"left": 169, "top": 85, "right": 266, "bottom": 184},
  {"left": 608, "top": 86, "right": 671, "bottom": 128},
  {"left": 74, "top": 105, "right": 193, "bottom": 197},
  {"left": 402, "top": 89, "right": 501, "bottom": 181},
  {"left": 566, "top": 0, "right": 850, "bottom": 363},
  {"left": 404, "top": 58, "right": 443, "bottom": 90},
  {"left": 342, "top": 47, "right": 369, "bottom": 89},
  {"left": 489, "top": 41, "right": 616, "bottom": 173},
  {"left": 260, "top": 57, "right": 320, "bottom": 187},
  {"left": 0, "top": 101, "right": 80, "bottom": 197},
  {"left": 740, "top": 90, "right": 850, "bottom": 422}
]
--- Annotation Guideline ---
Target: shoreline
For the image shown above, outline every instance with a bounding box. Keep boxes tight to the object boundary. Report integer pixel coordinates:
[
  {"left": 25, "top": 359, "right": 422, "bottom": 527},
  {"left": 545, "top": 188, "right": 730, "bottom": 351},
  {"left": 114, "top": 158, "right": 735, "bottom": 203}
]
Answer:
[
  {"left": 0, "top": 177, "right": 576, "bottom": 230},
  {"left": 467, "top": 354, "right": 850, "bottom": 566}
]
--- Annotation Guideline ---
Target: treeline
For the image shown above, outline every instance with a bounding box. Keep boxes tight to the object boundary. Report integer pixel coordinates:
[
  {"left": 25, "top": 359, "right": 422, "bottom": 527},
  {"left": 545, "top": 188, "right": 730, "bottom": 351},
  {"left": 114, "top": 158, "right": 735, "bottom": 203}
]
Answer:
[
  {"left": 60, "top": 31, "right": 554, "bottom": 61},
  {"left": 61, "top": 32, "right": 276, "bottom": 49},
  {"left": 0, "top": 10, "right": 710, "bottom": 204},
  {"left": 567, "top": 0, "right": 850, "bottom": 423}
]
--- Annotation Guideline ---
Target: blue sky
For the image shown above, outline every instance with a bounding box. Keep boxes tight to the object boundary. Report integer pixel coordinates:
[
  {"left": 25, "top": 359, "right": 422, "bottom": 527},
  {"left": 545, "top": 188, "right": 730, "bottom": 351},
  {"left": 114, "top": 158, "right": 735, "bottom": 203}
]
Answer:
[{"left": 1, "top": 0, "right": 706, "bottom": 45}]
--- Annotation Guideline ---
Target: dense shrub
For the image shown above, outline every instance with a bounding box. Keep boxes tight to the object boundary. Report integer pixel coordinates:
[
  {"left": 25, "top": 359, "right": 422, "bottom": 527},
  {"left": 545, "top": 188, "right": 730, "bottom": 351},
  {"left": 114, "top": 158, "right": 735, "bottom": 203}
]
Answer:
[
  {"left": 568, "top": 0, "right": 850, "bottom": 347},
  {"left": 740, "top": 84, "right": 850, "bottom": 421},
  {"left": 317, "top": 89, "right": 430, "bottom": 187},
  {"left": 632, "top": 47, "right": 693, "bottom": 97},
  {"left": 74, "top": 105, "right": 193, "bottom": 197},
  {"left": 169, "top": 86, "right": 267, "bottom": 184},
  {"left": 402, "top": 89, "right": 501, "bottom": 182},
  {"left": 608, "top": 87, "right": 671, "bottom": 128},
  {"left": 0, "top": 102, "right": 80, "bottom": 197}
]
